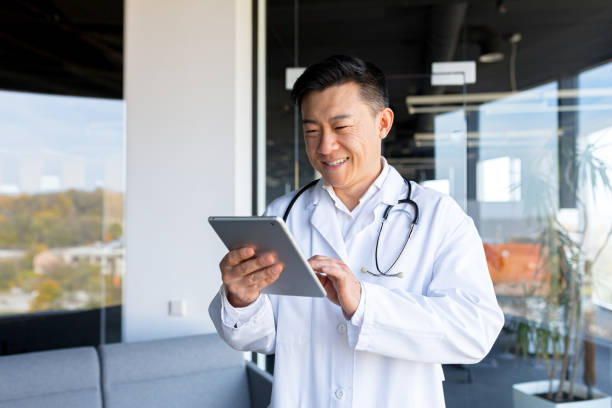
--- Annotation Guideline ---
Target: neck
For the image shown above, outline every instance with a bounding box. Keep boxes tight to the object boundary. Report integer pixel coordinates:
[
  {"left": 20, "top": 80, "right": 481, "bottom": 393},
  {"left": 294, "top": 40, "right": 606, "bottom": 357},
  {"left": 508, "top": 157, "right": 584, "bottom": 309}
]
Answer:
[{"left": 334, "top": 161, "right": 383, "bottom": 211}]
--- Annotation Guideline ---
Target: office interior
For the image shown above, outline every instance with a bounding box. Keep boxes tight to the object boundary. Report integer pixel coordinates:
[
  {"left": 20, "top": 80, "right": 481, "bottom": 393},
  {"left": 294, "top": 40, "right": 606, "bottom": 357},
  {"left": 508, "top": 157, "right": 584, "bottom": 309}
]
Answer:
[{"left": 0, "top": 1, "right": 611, "bottom": 407}]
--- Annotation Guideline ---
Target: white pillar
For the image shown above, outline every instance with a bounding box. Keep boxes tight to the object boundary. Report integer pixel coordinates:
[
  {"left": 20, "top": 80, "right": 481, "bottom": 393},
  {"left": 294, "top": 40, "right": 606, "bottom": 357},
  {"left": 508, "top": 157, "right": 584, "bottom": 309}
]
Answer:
[{"left": 124, "top": 0, "right": 252, "bottom": 342}]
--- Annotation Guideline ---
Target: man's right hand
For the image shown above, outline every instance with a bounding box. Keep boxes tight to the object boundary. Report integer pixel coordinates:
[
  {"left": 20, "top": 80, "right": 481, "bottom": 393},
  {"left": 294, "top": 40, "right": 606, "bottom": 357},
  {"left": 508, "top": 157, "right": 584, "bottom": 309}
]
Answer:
[{"left": 220, "top": 246, "right": 284, "bottom": 308}]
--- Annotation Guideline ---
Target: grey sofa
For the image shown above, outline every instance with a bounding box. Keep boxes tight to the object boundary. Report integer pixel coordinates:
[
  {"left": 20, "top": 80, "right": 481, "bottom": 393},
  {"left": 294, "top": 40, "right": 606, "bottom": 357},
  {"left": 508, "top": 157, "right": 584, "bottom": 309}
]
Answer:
[{"left": 0, "top": 334, "right": 272, "bottom": 408}]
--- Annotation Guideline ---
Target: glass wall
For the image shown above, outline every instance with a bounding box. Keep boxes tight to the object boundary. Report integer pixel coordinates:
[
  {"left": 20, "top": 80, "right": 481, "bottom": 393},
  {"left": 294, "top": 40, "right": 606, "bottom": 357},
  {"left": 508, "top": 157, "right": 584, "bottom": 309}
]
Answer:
[
  {"left": 262, "top": 0, "right": 612, "bottom": 405},
  {"left": 0, "top": 91, "right": 124, "bottom": 352}
]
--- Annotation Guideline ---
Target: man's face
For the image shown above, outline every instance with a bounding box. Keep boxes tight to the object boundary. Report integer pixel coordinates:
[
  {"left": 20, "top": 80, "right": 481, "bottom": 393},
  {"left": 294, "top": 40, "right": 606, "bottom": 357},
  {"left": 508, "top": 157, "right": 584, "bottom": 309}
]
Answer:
[{"left": 301, "top": 82, "right": 391, "bottom": 194}]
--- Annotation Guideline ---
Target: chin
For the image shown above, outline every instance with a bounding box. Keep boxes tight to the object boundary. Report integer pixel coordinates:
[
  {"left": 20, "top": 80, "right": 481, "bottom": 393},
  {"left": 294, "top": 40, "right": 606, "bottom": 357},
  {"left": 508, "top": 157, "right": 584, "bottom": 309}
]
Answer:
[{"left": 326, "top": 179, "right": 348, "bottom": 189}]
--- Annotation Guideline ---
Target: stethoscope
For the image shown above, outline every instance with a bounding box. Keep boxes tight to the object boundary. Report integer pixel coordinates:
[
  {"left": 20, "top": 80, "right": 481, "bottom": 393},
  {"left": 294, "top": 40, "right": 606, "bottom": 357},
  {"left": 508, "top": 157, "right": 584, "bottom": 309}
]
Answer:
[{"left": 282, "top": 177, "right": 419, "bottom": 279}]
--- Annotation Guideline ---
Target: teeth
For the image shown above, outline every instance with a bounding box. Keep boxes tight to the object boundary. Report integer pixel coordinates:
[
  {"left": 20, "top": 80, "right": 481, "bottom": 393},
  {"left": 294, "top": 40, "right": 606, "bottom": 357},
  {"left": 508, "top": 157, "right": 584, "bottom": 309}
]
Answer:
[{"left": 326, "top": 158, "right": 348, "bottom": 166}]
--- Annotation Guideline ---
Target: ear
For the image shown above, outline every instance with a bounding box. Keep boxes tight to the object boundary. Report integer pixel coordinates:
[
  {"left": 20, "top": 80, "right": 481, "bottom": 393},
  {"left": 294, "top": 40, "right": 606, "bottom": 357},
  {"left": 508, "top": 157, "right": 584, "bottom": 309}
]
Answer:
[{"left": 378, "top": 107, "right": 394, "bottom": 140}]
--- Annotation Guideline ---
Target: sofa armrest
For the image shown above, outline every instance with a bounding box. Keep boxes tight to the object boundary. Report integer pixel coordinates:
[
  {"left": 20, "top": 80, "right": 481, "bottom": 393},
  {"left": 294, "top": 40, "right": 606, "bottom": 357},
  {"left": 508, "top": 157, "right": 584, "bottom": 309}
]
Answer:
[{"left": 246, "top": 361, "right": 273, "bottom": 408}]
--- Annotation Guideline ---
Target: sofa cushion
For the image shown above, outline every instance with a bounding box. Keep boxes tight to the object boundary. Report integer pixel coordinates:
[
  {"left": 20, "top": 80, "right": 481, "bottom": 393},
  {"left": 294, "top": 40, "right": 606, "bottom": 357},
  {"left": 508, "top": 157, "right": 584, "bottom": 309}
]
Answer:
[
  {"left": 99, "top": 333, "right": 250, "bottom": 408},
  {"left": 0, "top": 347, "right": 102, "bottom": 408}
]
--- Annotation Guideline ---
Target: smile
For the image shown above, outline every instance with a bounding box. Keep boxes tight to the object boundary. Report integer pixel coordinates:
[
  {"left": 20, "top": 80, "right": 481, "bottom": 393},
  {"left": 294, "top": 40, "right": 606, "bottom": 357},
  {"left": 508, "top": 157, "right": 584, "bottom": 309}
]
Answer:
[{"left": 323, "top": 158, "right": 348, "bottom": 167}]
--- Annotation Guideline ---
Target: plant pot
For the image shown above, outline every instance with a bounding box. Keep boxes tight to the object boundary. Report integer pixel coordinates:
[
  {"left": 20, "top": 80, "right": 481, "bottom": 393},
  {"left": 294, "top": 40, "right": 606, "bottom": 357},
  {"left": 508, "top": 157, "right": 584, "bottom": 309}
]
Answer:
[{"left": 513, "top": 380, "right": 611, "bottom": 407}]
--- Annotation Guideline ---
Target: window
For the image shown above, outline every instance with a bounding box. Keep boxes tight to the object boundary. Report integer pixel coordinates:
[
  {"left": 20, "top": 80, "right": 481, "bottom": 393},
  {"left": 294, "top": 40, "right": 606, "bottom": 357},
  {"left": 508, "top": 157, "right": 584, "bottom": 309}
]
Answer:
[{"left": 0, "top": 90, "right": 124, "bottom": 353}]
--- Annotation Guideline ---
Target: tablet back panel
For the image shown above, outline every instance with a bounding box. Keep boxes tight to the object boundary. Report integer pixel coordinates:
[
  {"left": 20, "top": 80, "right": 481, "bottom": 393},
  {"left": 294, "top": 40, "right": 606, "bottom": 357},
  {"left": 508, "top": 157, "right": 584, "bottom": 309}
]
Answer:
[{"left": 208, "top": 216, "right": 325, "bottom": 297}]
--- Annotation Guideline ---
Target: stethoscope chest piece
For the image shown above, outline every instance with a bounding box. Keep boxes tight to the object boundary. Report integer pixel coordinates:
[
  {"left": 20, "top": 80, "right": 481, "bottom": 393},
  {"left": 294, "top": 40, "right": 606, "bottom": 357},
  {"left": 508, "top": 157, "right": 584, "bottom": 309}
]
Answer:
[{"left": 360, "top": 266, "right": 404, "bottom": 279}]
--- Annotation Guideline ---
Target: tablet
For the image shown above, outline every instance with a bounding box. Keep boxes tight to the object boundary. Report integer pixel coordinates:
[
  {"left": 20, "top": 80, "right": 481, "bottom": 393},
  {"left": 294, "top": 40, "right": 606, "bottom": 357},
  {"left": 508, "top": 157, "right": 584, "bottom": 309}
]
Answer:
[{"left": 208, "top": 216, "right": 326, "bottom": 297}]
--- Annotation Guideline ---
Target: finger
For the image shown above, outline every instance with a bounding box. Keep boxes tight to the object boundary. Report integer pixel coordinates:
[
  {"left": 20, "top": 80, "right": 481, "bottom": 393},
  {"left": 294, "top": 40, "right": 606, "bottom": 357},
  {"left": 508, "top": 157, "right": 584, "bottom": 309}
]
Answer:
[
  {"left": 224, "top": 252, "right": 277, "bottom": 282},
  {"left": 319, "top": 264, "right": 343, "bottom": 278},
  {"left": 317, "top": 274, "right": 329, "bottom": 286},
  {"left": 308, "top": 258, "right": 341, "bottom": 272},
  {"left": 255, "top": 263, "right": 284, "bottom": 291},
  {"left": 244, "top": 263, "right": 283, "bottom": 287},
  {"left": 318, "top": 276, "right": 339, "bottom": 305},
  {"left": 224, "top": 247, "right": 256, "bottom": 267},
  {"left": 308, "top": 258, "right": 331, "bottom": 268},
  {"left": 309, "top": 256, "right": 346, "bottom": 266},
  {"left": 308, "top": 254, "right": 330, "bottom": 262},
  {"left": 226, "top": 263, "right": 281, "bottom": 299},
  {"left": 316, "top": 274, "right": 331, "bottom": 292},
  {"left": 313, "top": 263, "right": 350, "bottom": 285},
  {"left": 235, "top": 252, "right": 278, "bottom": 277}
]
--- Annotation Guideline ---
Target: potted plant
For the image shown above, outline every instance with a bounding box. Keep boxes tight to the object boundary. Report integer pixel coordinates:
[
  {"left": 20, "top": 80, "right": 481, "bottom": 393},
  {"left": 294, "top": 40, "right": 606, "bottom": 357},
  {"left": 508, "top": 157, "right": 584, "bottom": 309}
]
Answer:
[{"left": 512, "top": 135, "right": 612, "bottom": 407}]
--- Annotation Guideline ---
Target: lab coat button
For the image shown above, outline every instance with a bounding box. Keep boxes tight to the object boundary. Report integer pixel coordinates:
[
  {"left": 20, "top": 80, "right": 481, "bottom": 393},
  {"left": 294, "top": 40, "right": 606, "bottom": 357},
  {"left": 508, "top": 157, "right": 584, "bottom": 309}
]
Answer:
[
  {"left": 337, "top": 323, "right": 347, "bottom": 334},
  {"left": 335, "top": 388, "right": 344, "bottom": 400}
]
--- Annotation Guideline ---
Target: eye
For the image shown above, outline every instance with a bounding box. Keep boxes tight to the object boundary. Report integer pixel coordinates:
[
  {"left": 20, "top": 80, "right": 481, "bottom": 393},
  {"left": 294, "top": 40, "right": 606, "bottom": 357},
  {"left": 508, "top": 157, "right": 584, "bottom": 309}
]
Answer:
[{"left": 304, "top": 129, "right": 319, "bottom": 137}]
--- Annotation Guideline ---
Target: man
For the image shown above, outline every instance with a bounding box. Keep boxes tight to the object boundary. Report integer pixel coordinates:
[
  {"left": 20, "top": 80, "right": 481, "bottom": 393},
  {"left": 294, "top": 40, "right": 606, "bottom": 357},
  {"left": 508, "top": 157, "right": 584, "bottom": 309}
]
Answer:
[{"left": 209, "top": 55, "right": 504, "bottom": 407}]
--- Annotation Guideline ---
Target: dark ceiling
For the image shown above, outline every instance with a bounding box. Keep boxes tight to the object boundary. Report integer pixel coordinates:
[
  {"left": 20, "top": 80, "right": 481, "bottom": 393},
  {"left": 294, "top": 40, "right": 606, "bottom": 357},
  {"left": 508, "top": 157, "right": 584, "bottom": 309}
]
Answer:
[
  {"left": 262, "top": 0, "right": 612, "bottom": 189},
  {"left": 1, "top": 0, "right": 610, "bottom": 105},
  {"left": 267, "top": 0, "right": 612, "bottom": 131},
  {"left": 0, "top": 0, "right": 123, "bottom": 99}
]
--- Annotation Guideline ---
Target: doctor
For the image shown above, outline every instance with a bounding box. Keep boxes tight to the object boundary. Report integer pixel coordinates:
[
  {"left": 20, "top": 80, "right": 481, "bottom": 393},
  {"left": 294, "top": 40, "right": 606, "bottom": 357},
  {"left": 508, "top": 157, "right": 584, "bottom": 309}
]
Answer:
[{"left": 209, "top": 55, "right": 504, "bottom": 407}]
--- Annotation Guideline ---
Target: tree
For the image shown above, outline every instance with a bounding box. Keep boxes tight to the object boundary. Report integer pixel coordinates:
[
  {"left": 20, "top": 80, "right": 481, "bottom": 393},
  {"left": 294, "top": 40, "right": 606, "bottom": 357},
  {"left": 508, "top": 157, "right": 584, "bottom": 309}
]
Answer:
[
  {"left": 30, "top": 279, "right": 63, "bottom": 311},
  {"left": 106, "top": 223, "right": 123, "bottom": 242},
  {"left": 0, "top": 261, "right": 18, "bottom": 291}
]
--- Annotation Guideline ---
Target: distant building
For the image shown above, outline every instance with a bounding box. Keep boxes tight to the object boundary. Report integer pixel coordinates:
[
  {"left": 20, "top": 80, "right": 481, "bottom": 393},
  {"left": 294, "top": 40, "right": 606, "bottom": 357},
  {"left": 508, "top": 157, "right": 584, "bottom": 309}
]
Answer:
[
  {"left": 59, "top": 240, "right": 125, "bottom": 277},
  {"left": 0, "top": 249, "right": 26, "bottom": 260},
  {"left": 31, "top": 241, "right": 124, "bottom": 276}
]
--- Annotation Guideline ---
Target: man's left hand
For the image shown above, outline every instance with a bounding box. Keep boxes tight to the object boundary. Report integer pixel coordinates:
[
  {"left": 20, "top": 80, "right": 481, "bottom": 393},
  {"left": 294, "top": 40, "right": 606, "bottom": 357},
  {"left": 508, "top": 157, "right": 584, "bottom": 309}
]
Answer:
[{"left": 308, "top": 255, "right": 362, "bottom": 320}]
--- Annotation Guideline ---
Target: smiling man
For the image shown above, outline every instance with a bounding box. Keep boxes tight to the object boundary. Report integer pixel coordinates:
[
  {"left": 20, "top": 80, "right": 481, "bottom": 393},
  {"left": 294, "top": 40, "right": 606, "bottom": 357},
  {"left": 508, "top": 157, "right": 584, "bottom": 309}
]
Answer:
[{"left": 209, "top": 55, "right": 504, "bottom": 407}]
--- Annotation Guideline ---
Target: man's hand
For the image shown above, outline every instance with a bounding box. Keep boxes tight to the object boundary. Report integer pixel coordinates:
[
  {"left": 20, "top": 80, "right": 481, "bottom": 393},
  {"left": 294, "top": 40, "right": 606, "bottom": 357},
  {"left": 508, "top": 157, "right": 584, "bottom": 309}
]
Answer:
[
  {"left": 220, "top": 246, "right": 284, "bottom": 308},
  {"left": 308, "top": 255, "right": 362, "bottom": 320}
]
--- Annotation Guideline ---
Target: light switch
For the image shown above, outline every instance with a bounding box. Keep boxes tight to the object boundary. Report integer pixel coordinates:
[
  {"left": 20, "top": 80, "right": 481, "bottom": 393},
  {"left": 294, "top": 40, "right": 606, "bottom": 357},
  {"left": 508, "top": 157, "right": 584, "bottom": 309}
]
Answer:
[{"left": 169, "top": 299, "right": 187, "bottom": 317}]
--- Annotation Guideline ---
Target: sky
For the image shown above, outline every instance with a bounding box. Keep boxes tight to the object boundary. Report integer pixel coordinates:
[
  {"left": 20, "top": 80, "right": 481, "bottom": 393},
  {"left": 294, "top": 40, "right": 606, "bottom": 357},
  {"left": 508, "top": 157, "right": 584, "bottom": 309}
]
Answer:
[{"left": 0, "top": 90, "right": 124, "bottom": 194}]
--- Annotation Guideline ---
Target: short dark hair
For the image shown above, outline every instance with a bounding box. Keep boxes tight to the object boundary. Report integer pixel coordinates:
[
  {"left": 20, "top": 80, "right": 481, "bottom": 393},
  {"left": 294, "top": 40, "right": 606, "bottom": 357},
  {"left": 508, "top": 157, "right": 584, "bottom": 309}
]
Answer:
[{"left": 290, "top": 55, "right": 389, "bottom": 115}]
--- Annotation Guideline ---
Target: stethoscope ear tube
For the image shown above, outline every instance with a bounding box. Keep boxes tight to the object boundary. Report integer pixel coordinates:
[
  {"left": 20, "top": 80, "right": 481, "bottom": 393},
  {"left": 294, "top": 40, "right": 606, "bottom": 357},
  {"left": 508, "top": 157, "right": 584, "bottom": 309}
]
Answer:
[{"left": 398, "top": 177, "right": 419, "bottom": 225}]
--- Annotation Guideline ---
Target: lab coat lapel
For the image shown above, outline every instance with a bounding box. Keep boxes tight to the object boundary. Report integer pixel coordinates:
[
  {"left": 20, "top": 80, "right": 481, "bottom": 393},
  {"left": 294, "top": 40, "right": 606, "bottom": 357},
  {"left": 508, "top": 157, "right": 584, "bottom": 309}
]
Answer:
[{"left": 309, "top": 195, "right": 349, "bottom": 262}]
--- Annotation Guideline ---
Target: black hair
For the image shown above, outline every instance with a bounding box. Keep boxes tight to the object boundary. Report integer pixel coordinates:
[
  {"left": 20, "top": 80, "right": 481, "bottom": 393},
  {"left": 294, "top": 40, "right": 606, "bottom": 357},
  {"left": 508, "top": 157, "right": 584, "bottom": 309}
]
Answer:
[{"left": 290, "top": 55, "right": 389, "bottom": 115}]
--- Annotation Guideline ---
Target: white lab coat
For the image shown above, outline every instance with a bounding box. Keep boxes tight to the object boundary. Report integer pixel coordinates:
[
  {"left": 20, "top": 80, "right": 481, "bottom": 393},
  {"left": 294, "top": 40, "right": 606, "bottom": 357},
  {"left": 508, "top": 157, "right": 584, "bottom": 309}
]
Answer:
[{"left": 209, "top": 163, "right": 504, "bottom": 408}]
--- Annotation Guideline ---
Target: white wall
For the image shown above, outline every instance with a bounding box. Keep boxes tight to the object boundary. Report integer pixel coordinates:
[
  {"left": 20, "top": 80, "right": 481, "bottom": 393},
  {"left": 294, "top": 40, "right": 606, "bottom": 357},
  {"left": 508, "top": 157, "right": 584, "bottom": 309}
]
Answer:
[{"left": 124, "top": 0, "right": 252, "bottom": 342}]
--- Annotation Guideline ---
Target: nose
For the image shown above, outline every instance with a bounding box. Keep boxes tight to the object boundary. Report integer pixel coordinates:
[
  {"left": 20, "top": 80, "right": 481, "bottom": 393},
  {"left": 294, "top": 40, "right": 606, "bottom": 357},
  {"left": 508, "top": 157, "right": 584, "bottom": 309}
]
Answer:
[{"left": 317, "top": 128, "right": 338, "bottom": 155}]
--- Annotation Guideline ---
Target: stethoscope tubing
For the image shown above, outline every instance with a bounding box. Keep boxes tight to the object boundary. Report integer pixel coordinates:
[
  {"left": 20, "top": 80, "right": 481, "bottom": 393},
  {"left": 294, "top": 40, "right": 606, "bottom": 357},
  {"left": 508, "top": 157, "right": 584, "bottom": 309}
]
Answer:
[
  {"left": 372, "top": 179, "right": 418, "bottom": 277},
  {"left": 283, "top": 177, "right": 420, "bottom": 278}
]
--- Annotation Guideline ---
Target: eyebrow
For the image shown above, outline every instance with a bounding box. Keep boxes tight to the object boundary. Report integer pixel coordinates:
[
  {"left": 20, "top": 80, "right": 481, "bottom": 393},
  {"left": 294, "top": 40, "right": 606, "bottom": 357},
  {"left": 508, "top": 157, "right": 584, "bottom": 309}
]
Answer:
[{"left": 302, "top": 114, "right": 353, "bottom": 125}]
